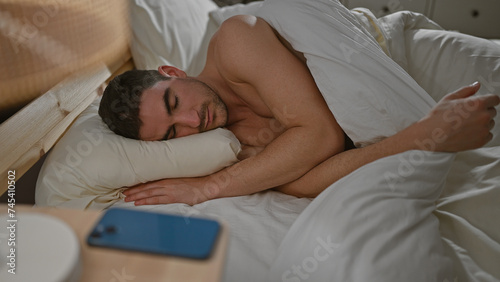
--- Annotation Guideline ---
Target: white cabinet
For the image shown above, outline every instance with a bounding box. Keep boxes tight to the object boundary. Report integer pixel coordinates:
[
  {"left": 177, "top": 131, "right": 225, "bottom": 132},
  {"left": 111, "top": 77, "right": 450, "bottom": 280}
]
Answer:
[
  {"left": 340, "top": 0, "right": 500, "bottom": 38},
  {"left": 432, "top": 0, "right": 500, "bottom": 39},
  {"left": 346, "top": 0, "right": 427, "bottom": 17}
]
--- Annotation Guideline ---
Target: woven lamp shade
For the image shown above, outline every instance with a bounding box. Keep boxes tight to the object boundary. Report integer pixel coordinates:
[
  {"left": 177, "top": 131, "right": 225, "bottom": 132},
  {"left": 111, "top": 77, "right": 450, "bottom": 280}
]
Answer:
[{"left": 0, "top": 0, "right": 130, "bottom": 119}]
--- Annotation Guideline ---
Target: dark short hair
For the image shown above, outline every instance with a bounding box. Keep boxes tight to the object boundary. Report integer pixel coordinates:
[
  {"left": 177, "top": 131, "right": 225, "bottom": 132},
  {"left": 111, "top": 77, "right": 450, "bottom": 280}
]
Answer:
[{"left": 98, "top": 70, "right": 170, "bottom": 139}]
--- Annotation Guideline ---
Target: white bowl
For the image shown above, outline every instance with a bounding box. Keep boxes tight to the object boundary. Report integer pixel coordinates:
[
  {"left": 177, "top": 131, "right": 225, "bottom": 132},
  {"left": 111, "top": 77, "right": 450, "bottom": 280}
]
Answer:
[{"left": 0, "top": 213, "right": 81, "bottom": 282}]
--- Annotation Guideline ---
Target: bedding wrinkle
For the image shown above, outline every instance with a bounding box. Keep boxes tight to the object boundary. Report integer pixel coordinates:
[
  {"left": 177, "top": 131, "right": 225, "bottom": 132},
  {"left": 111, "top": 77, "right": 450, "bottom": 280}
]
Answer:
[
  {"left": 267, "top": 146, "right": 457, "bottom": 281},
  {"left": 350, "top": 8, "right": 391, "bottom": 56},
  {"left": 436, "top": 210, "right": 500, "bottom": 281},
  {"left": 258, "top": 0, "right": 438, "bottom": 145}
]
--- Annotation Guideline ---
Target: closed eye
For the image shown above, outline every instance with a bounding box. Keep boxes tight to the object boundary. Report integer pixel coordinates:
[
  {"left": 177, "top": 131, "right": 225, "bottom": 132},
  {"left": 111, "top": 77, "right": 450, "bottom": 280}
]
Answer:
[
  {"left": 163, "top": 125, "right": 176, "bottom": 140},
  {"left": 162, "top": 88, "right": 178, "bottom": 140},
  {"left": 173, "top": 95, "right": 179, "bottom": 109},
  {"left": 164, "top": 87, "right": 172, "bottom": 115}
]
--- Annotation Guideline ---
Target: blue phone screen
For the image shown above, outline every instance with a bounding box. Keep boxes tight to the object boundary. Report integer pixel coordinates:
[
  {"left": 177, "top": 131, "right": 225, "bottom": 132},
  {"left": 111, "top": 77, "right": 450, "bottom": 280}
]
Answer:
[{"left": 87, "top": 208, "right": 221, "bottom": 259}]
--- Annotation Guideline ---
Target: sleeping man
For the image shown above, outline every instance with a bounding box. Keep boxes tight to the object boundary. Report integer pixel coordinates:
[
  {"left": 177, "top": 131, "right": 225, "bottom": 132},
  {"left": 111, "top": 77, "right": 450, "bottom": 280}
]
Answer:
[{"left": 98, "top": 14, "right": 499, "bottom": 206}]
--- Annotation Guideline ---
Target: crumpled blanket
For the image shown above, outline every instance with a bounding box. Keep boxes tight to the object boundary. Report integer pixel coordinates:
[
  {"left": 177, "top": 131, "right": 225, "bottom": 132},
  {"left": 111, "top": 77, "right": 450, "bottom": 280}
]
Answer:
[
  {"left": 257, "top": 0, "right": 436, "bottom": 147},
  {"left": 255, "top": 0, "right": 500, "bottom": 281},
  {"left": 257, "top": 0, "right": 500, "bottom": 147}
]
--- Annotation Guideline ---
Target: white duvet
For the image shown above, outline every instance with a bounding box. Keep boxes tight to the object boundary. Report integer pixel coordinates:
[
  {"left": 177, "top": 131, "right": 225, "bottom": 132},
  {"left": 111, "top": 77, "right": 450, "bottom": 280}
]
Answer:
[
  {"left": 268, "top": 148, "right": 500, "bottom": 282},
  {"left": 254, "top": 0, "right": 500, "bottom": 281}
]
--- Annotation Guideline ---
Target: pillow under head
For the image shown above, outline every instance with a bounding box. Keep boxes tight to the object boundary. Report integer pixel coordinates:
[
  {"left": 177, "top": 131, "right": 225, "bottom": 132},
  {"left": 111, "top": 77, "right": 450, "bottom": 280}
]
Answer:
[{"left": 35, "top": 99, "right": 241, "bottom": 210}]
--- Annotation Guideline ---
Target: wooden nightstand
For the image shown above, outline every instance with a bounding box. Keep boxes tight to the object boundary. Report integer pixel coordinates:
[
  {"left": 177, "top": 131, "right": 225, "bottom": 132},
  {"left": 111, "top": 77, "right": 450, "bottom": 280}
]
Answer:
[{"left": 1, "top": 205, "right": 228, "bottom": 282}]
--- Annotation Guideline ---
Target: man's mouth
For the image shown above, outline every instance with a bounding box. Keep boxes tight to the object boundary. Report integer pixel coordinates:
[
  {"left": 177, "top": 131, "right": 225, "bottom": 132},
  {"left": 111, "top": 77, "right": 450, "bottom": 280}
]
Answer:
[{"left": 205, "top": 107, "right": 211, "bottom": 130}]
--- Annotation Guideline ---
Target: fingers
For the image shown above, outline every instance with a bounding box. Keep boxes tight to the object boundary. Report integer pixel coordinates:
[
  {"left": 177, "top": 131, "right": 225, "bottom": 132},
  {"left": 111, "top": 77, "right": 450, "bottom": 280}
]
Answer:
[
  {"left": 484, "top": 94, "right": 500, "bottom": 108},
  {"left": 488, "top": 105, "right": 498, "bottom": 119},
  {"left": 474, "top": 95, "right": 498, "bottom": 138},
  {"left": 122, "top": 183, "right": 148, "bottom": 196},
  {"left": 122, "top": 178, "right": 208, "bottom": 206},
  {"left": 487, "top": 132, "right": 494, "bottom": 143},
  {"left": 429, "top": 85, "right": 498, "bottom": 151},
  {"left": 124, "top": 186, "right": 172, "bottom": 205},
  {"left": 488, "top": 119, "right": 496, "bottom": 130},
  {"left": 123, "top": 183, "right": 160, "bottom": 200},
  {"left": 445, "top": 81, "right": 481, "bottom": 100},
  {"left": 123, "top": 180, "right": 166, "bottom": 195},
  {"left": 134, "top": 196, "right": 171, "bottom": 206}
]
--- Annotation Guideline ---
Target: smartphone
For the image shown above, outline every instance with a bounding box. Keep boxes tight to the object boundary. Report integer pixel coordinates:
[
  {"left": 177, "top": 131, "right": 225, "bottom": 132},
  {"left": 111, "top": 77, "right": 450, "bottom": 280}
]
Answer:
[{"left": 86, "top": 208, "right": 221, "bottom": 260}]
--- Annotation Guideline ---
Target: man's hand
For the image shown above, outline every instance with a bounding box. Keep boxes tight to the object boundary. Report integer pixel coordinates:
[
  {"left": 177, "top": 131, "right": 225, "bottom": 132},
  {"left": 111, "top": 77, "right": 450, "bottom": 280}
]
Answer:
[
  {"left": 417, "top": 82, "right": 499, "bottom": 152},
  {"left": 123, "top": 177, "right": 214, "bottom": 206}
]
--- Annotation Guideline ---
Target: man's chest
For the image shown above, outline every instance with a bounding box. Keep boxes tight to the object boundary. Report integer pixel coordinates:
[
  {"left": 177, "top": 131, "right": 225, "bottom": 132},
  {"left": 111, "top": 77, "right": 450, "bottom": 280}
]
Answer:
[
  {"left": 222, "top": 78, "right": 286, "bottom": 146},
  {"left": 227, "top": 115, "right": 285, "bottom": 147}
]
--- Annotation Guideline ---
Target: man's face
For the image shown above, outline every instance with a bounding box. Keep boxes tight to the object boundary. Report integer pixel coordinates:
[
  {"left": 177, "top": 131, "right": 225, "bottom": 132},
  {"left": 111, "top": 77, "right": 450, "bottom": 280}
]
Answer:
[{"left": 138, "top": 77, "right": 228, "bottom": 141}]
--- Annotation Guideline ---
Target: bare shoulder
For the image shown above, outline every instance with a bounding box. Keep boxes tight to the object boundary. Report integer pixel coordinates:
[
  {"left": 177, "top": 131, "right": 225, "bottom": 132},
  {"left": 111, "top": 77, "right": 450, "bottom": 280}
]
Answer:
[
  {"left": 212, "top": 15, "right": 279, "bottom": 81},
  {"left": 216, "top": 15, "right": 270, "bottom": 40}
]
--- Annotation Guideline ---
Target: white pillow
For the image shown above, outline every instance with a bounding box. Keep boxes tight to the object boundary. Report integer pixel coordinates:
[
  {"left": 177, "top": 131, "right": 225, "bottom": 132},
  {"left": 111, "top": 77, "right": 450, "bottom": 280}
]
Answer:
[
  {"left": 35, "top": 99, "right": 241, "bottom": 210},
  {"left": 209, "top": 1, "right": 264, "bottom": 25},
  {"left": 129, "top": 0, "right": 218, "bottom": 76}
]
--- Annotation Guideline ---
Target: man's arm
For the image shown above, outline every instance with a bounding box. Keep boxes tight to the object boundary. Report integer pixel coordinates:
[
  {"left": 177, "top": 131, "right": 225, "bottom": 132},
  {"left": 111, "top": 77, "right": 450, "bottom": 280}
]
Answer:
[
  {"left": 124, "top": 82, "right": 497, "bottom": 205},
  {"left": 277, "top": 83, "right": 500, "bottom": 197},
  {"left": 123, "top": 17, "right": 498, "bottom": 205}
]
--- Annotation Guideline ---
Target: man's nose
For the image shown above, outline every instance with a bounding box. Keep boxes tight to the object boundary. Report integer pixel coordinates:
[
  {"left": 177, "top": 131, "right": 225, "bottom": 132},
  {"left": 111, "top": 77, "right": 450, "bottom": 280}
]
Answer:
[{"left": 175, "top": 109, "right": 201, "bottom": 128}]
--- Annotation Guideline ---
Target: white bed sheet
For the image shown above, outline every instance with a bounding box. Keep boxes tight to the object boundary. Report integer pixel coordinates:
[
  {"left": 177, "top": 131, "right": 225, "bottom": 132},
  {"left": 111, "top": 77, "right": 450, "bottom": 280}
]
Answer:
[{"left": 112, "top": 191, "right": 312, "bottom": 282}]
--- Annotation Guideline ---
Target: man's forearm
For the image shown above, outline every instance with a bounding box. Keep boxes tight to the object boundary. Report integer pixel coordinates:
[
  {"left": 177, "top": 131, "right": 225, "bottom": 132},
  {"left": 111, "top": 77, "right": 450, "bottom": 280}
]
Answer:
[
  {"left": 202, "top": 125, "right": 344, "bottom": 200},
  {"left": 276, "top": 83, "right": 500, "bottom": 198},
  {"left": 275, "top": 122, "right": 427, "bottom": 197}
]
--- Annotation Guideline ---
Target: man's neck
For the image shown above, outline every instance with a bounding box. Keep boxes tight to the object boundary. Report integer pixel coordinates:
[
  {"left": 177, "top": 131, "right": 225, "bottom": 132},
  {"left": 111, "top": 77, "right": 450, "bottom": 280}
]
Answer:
[{"left": 195, "top": 71, "right": 250, "bottom": 126}]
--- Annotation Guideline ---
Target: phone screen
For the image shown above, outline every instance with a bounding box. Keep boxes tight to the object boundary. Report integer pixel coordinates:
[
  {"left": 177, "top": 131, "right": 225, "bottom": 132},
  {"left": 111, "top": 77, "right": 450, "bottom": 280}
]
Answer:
[{"left": 86, "top": 208, "right": 221, "bottom": 259}]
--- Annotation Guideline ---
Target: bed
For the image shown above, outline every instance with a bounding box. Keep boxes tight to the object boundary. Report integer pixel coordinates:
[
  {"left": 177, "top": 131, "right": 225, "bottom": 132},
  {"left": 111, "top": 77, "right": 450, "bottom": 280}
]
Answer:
[{"left": 2, "top": 0, "right": 500, "bottom": 281}]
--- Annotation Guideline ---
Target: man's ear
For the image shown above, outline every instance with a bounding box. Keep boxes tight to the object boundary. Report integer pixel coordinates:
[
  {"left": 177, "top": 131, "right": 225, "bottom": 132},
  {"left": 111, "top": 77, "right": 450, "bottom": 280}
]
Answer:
[{"left": 158, "top": 65, "right": 187, "bottom": 78}]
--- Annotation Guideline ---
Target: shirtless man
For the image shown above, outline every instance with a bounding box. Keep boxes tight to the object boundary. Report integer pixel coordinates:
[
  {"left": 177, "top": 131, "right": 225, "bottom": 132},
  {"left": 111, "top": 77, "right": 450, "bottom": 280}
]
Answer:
[{"left": 98, "top": 15, "right": 499, "bottom": 206}]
